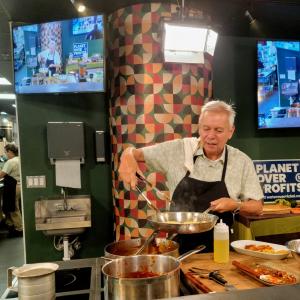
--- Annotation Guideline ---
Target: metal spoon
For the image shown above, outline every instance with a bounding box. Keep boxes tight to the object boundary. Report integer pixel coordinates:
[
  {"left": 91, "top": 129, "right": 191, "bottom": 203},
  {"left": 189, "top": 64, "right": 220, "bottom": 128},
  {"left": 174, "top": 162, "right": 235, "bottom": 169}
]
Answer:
[{"left": 134, "top": 231, "right": 159, "bottom": 255}]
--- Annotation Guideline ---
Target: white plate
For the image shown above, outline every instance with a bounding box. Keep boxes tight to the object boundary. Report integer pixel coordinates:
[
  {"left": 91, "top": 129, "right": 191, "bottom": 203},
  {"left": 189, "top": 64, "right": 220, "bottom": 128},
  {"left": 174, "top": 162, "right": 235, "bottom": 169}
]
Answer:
[{"left": 231, "top": 240, "right": 290, "bottom": 260}]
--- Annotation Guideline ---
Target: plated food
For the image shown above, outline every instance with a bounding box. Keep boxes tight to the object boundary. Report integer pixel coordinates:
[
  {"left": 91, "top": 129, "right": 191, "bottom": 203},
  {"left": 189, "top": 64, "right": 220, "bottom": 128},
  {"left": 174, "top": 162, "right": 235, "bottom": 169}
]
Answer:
[
  {"left": 232, "top": 260, "right": 297, "bottom": 285},
  {"left": 244, "top": 244, "right": 289, "bottom": 255},
  {"left": 231, "top": 240, "right": 290, "bottom": 259}
]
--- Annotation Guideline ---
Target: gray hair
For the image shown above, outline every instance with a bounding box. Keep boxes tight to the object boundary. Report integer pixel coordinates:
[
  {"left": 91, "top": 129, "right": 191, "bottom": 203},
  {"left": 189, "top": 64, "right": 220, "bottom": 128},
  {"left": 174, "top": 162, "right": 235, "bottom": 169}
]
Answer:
[{"left": 199, "top": 100, "right": 236, "bottom": 127}]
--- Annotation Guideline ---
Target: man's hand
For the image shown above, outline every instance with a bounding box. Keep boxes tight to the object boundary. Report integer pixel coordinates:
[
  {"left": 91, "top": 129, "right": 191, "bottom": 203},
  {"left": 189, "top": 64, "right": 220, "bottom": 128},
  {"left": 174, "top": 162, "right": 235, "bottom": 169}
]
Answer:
[
  {"left": 209, "top": 197, "right": 239, "bottom": 213},
  {"left": 118, "top": 147, "right": 142, "bottom": 190},
  {"left": 210, "top": 198, "right": 263, "bottom": 215}
]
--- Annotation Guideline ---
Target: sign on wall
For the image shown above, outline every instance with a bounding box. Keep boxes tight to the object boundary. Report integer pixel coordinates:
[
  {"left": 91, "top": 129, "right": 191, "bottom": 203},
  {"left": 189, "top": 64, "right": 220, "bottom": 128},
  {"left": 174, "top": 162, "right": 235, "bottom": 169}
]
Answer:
[
  {"left": 254, "top": 160, "right": 300, "bottom": 201},
  {"left": 73, "top": 42, "right": 88, "bottom": 59}
]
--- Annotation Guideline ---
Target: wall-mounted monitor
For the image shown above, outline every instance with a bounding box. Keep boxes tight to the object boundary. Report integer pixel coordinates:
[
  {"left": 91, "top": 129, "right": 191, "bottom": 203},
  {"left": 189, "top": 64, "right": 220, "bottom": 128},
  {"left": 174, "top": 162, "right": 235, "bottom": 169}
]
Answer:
[
  {"left": 257, "top": 40, "right": 300, "bottom": 129},
  {"left": 12, "top": 15, "right": 105, "bottom": 94}
]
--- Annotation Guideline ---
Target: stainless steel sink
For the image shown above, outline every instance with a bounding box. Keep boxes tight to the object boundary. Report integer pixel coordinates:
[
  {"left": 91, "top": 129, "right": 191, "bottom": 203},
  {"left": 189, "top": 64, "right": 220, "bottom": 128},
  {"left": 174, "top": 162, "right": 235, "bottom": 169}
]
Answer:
[{"left": 35, "top": 196, "right": 91, "bottom": 236}]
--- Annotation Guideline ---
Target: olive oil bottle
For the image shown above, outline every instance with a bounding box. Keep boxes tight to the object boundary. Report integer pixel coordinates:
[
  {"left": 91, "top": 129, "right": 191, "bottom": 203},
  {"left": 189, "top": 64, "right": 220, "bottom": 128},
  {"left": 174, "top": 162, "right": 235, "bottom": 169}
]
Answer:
[{"left": 213, "top": 219, "right": 229, "bottom": 263}]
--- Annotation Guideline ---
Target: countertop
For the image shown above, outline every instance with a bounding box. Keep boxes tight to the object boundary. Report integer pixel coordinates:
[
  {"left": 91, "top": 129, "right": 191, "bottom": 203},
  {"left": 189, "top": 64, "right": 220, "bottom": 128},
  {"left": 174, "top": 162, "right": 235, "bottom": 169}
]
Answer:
[
  {"left": 180, "top": 251, "right": 300, "bottom": 293},
  {"left": 163, "top": 284, "right": 300, "bottom": 300}
]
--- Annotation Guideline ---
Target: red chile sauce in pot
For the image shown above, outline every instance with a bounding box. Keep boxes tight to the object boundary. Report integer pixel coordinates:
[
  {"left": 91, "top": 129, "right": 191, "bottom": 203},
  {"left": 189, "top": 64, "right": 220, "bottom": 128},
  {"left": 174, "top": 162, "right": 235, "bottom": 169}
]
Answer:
[{"left": 123, "top": 271, "right": 160, "bottom": 278}]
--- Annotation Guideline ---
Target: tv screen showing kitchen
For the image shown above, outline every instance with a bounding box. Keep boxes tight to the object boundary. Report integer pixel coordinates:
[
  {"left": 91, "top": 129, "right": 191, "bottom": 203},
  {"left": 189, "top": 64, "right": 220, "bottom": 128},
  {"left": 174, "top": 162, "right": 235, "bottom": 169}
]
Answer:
[
  {"left": 257, "top": 40, "right": 300, "bottom": 129},
  {"left": 12, "top": 15, "right": 105, "bottom": 94}
]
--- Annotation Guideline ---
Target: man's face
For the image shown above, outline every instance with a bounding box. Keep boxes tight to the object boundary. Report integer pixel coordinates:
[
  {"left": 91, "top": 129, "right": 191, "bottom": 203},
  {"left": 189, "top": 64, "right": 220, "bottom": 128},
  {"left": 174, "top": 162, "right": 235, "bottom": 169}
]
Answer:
[
  {"left": 49, "top": 41, "right": 56, "bottom": 52},
  {"left": 5, "top": 150, "right": 13, "bottom": 160},
  {"left": 198, "top": 111, "right": 235, "bottom": 159}
]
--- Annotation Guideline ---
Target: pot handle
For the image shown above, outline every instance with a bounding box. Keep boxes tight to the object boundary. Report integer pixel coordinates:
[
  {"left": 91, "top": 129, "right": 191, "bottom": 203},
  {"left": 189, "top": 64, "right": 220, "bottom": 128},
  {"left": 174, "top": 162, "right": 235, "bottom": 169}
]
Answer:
[
  {"left": 177, "top": 245, "right": 206, "bottom": 262},
  {"left": 100, "top": 256, "right": 113, "bottom": 264},
  {"left": 7, "top": 267, "right": 18, "bottom": 291}
]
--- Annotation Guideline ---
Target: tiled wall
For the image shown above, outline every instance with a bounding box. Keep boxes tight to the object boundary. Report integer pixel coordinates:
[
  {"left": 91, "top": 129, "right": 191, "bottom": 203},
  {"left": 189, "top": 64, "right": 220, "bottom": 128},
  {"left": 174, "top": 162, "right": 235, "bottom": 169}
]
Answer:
[{"left": 108, "top": 2, "right": 213, "bottom": 240}]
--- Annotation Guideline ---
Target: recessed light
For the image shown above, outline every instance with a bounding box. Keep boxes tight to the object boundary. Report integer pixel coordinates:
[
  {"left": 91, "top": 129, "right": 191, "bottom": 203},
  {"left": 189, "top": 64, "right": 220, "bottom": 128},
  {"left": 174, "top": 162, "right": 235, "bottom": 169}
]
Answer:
[
  {"left": 0, "top": 77, "right": 11, "bottom": 85},
  {"left": 77, "top": 4, "right": 86, "bottom": 12},
  {"left": 0, "top": 93, "right": 16, "bottom": 100}
]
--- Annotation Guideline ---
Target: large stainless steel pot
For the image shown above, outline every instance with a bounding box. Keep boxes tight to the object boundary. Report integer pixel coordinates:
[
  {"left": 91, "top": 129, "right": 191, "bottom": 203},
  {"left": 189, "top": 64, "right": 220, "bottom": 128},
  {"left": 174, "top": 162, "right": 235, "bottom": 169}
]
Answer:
[
  {"left": 104, "top": 237, "right": 179, "bottom": 259},
  {"left": 102, "top": 246, "right": 205, "bottom": 300}
]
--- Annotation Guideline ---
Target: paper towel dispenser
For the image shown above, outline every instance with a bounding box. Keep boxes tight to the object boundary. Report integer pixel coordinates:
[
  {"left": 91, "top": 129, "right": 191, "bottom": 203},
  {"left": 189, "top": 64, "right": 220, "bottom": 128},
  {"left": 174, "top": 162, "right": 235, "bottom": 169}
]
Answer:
[{"left": 47, "top": 122, "right": 85, "bottom": 164}]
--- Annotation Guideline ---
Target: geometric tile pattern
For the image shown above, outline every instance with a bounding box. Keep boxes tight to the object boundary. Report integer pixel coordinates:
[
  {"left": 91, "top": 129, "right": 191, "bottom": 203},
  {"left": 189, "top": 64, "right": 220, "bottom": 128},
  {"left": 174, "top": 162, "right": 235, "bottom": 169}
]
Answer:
[{"left": 108, "top": 3, "right": 213, "bottom": 241}]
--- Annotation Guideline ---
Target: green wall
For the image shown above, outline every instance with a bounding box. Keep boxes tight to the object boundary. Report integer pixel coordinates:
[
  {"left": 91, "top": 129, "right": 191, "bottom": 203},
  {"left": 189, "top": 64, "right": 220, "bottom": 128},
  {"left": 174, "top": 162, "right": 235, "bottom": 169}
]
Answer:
[
  {"left": 213, "top": 36, "right": 300, "bottom": 160},
  {"left": 17, "top": 93, "right": 113, "bottom": 263}
]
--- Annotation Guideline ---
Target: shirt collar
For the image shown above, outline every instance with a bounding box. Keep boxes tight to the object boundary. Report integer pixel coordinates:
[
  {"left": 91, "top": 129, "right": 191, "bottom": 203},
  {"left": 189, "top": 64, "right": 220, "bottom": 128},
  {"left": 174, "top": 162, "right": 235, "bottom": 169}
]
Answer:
[{"left": 195, "top": 145, "right": 226, "bottom": 163}]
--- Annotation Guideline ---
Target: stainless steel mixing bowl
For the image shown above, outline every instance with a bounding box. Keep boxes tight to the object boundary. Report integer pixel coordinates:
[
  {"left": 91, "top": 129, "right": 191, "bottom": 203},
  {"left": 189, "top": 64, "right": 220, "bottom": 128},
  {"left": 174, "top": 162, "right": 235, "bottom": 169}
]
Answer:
[{"left": 287, "top": 239, "right": 300, "bottom": 264}]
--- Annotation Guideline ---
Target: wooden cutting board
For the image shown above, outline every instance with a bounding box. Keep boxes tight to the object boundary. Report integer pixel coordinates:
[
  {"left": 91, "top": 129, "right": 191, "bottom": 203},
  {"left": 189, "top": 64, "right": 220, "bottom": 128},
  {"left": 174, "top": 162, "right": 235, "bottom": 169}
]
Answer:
[
  {"left": 291, "top": 208, "right": 300, "bottom": 214},
  {"left": 180, "top": 251, "right": 300, "bottom": 293},
  {"left": 262, "top": 204, "right": 291, "bottom": 214}
]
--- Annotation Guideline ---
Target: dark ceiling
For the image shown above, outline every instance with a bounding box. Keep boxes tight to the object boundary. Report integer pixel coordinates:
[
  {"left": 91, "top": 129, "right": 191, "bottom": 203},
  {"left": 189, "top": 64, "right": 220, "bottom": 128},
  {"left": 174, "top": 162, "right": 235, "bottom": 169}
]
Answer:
[{"left": 1, "top": 0, "right": 300, "bottom": 115}]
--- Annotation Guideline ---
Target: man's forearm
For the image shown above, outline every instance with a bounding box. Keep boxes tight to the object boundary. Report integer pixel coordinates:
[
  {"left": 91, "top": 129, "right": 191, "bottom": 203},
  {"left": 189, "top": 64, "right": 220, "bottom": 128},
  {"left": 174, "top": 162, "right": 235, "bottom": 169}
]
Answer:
[{"left": 240, "top": 199, "right": 263, "bottom": 215}]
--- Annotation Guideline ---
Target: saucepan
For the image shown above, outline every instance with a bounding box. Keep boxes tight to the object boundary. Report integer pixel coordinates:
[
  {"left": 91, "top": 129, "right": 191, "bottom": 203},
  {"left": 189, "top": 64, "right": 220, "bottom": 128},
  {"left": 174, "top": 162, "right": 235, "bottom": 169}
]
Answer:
[
  {"left": 102, "top": 245, "right": 205, "bottom": 300},
  {"left": 136, "top": 186, "right": 218, "bottom": 234},
  {"left": 104, "top": 237, "right": 180, "bottom": 259}
]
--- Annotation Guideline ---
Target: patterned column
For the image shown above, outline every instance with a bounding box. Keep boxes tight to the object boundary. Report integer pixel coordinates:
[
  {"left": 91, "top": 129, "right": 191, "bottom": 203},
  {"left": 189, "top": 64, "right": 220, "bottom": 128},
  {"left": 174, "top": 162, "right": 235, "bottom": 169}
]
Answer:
[{"left": 107, "top": 2, "right": 213, "bottom": 241}]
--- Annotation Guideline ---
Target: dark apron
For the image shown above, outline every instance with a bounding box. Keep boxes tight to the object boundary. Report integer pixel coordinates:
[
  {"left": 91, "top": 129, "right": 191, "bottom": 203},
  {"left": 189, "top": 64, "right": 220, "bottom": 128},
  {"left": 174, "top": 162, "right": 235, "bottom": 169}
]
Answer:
[
  {"left": 2, "top": 174, "right": 17, "bottom": 214},
  {"left": 171, "top": 146, "right": 233, "bottom": 253},
  {"left": 46, "top": 57, "right": 56, "bottom": 75}
]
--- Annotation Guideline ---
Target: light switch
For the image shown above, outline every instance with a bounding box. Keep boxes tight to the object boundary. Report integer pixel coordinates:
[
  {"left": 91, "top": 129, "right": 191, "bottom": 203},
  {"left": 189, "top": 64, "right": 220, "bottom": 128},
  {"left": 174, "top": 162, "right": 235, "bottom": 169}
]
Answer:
[{"left": 26, "top": 175, "right": 46, "bottom": 188}]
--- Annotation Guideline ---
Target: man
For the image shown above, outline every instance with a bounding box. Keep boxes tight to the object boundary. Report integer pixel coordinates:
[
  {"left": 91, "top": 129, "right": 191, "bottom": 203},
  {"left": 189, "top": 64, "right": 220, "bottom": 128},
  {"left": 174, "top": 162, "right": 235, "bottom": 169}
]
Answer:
[
  {"left": 119, "top": 100, "right": 263, "bottom": 251},
  {"left": 37, "top": 39, "right": 61, "bottom": 75},
  {"left": 0, "top": 143, "right": 23, "bottom": 237},
  {"left": 86, "top": 24, "right": 103, "bottom": 40}
]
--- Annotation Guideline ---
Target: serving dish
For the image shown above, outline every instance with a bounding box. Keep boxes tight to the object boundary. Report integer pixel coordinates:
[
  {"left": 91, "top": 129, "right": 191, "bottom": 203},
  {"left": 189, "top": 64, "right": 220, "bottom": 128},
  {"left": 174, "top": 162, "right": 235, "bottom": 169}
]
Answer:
[
  {"left": 231, "top": 240, "right": 290, "bottom": 259},
  {"left": 232, "top": 260, "right": 297, "bottom": 286}
]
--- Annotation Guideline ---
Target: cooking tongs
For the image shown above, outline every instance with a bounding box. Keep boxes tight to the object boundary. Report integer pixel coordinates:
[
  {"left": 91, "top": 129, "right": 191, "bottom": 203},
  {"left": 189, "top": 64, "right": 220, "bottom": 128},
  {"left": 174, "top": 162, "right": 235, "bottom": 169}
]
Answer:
[
  {"left": 136, "top": 173, "right": 172, "bottom": 203},
  {"left": 136, "top": 186, "right": 160, "bottom": 213},
  {"left": 189, "top": 267, "right": 236, "bottom": 291}
]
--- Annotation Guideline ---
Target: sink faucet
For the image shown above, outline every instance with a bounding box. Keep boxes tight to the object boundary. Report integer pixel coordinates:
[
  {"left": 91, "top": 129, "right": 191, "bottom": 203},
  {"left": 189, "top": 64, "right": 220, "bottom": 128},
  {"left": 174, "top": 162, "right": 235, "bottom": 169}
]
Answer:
[{"left": 62, "top": 187, "right": 69, "bottom": 211}]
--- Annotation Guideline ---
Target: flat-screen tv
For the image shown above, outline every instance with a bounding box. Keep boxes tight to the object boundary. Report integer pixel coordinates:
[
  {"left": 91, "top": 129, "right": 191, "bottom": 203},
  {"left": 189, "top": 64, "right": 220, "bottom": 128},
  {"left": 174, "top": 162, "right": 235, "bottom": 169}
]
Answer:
[
  {"left": 257, "top": 40, "right": 300, "bottom": 129},
  {"left": 12, "top": 15, "right": 105, "bottom": 94}
]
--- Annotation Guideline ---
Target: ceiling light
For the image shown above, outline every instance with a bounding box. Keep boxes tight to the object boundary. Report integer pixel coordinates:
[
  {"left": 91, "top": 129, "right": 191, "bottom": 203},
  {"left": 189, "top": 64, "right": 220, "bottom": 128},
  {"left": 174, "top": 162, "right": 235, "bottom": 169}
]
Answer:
[
  {"left": 0, "top": 112, "right": 7, "bottom": 115},
  {"left": 163, "top": 23, "right": 218, "bottom": 64},
  {"left": 12, "top": 104, "right": 16, "bottom": 108},
  {"left": 77, "top": 4, "right": 86, "bottom": 12},
  {"left": 70, "top": 0, "right": 86, "bottom": 13},
  {"left": 245, "top": 10, "right": 256, "bottom": 25},
  {"left": 162, "top": 0, "right": 218, "bottom": 64},
  {"left": 0, "top": 93, "right": 16, "bottom": 100},
  {"left": 0, "top": 77, "right": 11, "bottom": 85}
]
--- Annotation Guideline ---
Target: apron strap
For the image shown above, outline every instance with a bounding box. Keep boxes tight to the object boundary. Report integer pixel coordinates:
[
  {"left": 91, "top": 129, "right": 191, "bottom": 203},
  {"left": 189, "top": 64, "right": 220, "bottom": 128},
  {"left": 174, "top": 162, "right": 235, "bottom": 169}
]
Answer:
[{"left": 221, "top": 146, "right": 228, "bottom": 182}]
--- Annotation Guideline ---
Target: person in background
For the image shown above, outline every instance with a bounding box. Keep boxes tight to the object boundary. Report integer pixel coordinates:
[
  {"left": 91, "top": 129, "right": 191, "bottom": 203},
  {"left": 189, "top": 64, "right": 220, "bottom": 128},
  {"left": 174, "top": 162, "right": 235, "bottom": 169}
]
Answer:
[
  {"left": 37, "top": 38, "right": 61, "bottom": 76},
  {"left": 86, "top": 24, "right": 103, "bottom": 40},
  {"left": 0, "top": 143, "right": 22, "bottom": 237},
  {"left": 118, "top": 100, "right": 263, "bottom": 253}
]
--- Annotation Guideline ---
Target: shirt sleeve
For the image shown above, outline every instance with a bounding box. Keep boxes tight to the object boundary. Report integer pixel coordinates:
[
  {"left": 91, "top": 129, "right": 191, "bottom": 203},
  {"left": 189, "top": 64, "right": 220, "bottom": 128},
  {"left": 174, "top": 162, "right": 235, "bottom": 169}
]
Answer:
[
  {"left": 2, "top": 160, "right": 12, "bottom": 175},
  {"left": 142, "top": 139, "right": 184, "bottom": 175},
  {"left": 240, "top": 156, "right": 264, "bottom": 201}
]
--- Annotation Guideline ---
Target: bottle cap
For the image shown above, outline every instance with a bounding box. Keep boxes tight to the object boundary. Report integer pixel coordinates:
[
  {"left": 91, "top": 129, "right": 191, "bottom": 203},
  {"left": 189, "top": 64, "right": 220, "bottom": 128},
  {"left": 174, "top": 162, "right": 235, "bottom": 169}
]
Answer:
[{"left": 215, "top": 219, "right": 228, "bottom": 231}]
